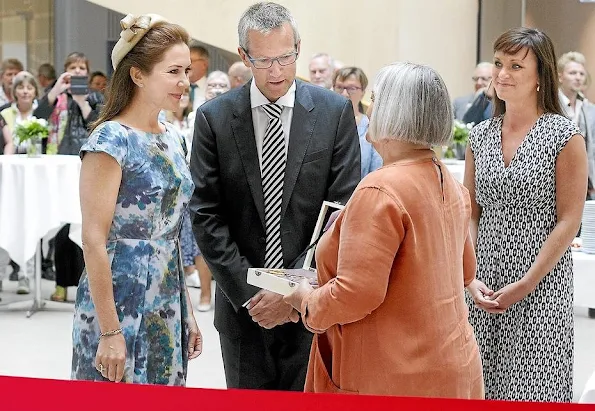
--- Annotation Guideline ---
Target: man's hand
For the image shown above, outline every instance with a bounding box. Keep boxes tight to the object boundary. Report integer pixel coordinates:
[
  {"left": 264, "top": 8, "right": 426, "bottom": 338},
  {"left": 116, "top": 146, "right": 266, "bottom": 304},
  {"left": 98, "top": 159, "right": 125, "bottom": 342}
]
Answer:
[{"left": 247, "top": 290, "right": 294, "bottom": 329}]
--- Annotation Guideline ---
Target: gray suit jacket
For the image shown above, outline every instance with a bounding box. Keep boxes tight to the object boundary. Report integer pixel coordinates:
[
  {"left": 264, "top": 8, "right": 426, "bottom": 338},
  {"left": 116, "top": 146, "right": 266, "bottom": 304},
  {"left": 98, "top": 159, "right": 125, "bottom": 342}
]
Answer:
[
  {"left": 189, "top": 79, "right": 360, "bottom": 337},
  {"left": 453, "top": 93, "right": 474, "bottom": 121}
]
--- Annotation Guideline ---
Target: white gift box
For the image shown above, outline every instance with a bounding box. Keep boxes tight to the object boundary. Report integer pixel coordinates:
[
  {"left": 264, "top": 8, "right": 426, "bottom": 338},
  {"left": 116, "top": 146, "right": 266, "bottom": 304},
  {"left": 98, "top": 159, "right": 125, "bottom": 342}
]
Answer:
[{"left": 247, "top": 201, "right": 345, "bottom": 296}]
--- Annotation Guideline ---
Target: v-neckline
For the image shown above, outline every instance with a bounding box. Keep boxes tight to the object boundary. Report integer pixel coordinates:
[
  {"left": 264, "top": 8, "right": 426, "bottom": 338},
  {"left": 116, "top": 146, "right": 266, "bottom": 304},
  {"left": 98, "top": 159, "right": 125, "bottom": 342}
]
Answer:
[{"left": 499, "top": 113, "right": 545, "bottom": 170}]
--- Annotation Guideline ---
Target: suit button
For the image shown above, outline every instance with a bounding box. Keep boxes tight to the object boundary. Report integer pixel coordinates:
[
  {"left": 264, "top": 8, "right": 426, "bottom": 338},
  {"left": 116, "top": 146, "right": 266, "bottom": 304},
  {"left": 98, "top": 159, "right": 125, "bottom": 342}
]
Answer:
[{"left": 258, "top": 237, "right": 266, "bottom": 244}]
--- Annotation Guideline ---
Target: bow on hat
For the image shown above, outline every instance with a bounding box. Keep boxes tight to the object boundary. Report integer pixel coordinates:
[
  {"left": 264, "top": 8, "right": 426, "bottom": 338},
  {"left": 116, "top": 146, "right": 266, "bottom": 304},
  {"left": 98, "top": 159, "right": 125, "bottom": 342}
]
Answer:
[
  {"left": 119, "top": 14, "right": 152, "bottom": 42},
  {"left": 111, "top": 13, "right": 168, "bottom": 70}
]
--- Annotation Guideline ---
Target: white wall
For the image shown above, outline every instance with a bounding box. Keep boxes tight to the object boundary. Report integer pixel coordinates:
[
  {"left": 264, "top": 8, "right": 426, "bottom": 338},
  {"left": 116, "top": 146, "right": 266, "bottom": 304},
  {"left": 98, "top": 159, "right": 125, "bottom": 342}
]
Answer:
[
  {"left": 86, "top": 0, "right": 479, "bottom": 100},
  {"left": 54, "top": 0, "right": 111, "bottom": 74}
]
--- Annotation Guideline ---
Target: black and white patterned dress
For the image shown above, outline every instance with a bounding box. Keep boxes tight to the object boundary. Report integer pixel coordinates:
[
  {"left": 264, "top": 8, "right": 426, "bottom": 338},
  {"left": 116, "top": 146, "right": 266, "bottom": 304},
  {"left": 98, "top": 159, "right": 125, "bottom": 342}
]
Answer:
[{"left": 467, "top": 113, "right": 579, "bottom": 402}]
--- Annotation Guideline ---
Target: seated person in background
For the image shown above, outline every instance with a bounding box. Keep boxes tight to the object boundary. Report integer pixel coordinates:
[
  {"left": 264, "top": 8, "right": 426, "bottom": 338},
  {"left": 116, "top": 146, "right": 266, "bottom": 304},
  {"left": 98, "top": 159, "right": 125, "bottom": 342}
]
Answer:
[
  {"left": 284, "top": 62, "right": 485, "bottom": 398},
  {"left": 453, "top": 62, "right": 492, "bottom": 121}
]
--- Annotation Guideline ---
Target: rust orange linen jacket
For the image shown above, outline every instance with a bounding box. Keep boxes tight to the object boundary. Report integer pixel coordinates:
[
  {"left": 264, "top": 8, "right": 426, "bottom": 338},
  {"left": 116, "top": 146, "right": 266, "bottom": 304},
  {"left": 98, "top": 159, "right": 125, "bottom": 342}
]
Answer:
[{"left": 301, "top": 158, "right": 484, "bottom": 398}]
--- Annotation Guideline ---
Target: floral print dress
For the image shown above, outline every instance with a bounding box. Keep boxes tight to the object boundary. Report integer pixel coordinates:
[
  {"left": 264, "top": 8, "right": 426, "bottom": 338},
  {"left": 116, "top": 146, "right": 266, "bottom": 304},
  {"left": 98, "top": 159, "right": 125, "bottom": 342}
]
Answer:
[{"left": 71, "top": 121, "right": 194, "bottom": 385}]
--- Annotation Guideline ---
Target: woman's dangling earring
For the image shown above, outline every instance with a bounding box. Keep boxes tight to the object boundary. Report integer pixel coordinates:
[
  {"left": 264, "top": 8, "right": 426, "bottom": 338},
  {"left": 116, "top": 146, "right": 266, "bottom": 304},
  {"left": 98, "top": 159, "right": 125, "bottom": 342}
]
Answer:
[{"left": 537, "top": 84, "right": 540, "bottom": 92}]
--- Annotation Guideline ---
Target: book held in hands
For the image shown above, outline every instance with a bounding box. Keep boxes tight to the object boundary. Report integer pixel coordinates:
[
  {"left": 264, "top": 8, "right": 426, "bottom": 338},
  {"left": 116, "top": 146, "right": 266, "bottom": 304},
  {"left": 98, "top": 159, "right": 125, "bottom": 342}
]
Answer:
[{"left": 247, "top": 201, "right": 345, "bottom": 296}]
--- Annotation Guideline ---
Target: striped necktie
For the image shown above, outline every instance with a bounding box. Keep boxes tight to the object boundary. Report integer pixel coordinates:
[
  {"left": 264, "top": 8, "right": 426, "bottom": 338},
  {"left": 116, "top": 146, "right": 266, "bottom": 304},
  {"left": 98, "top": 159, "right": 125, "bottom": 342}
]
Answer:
[{"left": 261, "top": 103, "right": 286, "bottom": 268}]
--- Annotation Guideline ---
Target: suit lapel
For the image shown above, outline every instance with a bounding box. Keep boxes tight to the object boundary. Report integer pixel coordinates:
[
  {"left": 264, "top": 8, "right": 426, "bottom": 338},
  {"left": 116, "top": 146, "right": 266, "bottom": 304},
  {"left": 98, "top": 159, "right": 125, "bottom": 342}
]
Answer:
[
  {"left": 231, "top": 84, "right": 265, "bottom": 228},
  {"left": 282, "top": 80, "right": 316, "bottom": 219}
]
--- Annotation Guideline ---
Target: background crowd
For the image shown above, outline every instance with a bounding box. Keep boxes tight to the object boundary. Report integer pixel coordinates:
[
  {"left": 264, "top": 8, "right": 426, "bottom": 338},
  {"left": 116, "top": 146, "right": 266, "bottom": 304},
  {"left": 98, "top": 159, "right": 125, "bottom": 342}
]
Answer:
[{"left": 0, "top": 0, "right": 593, "bottom": 404}]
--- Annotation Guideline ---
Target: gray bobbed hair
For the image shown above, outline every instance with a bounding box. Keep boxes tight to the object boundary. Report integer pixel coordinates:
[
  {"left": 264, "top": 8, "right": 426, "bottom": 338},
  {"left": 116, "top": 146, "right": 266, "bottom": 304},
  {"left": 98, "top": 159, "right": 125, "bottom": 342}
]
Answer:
[
  {"left": 369, "top": 62, "right": 453, "bottom": 146},
  {"left": 238, "top": 2, "right": 300, "bottom": 52}
]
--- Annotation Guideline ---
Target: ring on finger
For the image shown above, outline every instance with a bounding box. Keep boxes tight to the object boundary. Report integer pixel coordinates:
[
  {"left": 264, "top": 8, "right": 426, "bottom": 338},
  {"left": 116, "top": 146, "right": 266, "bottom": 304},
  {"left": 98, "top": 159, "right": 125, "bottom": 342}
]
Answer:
[{"left": 97, "top": 363, "right": 105, "bottom": 373}]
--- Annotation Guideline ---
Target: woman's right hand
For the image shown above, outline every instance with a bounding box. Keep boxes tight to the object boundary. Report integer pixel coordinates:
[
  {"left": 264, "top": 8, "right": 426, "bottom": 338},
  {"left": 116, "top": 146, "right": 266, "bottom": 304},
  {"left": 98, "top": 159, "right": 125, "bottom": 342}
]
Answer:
[
  {"left": 95, "top": 333, "right": 127, "bottom": 382},
  {"left": 48, "top": 72, "right": 72, "bottom": 103},
  {"left": 467, "top": 279, "right": 503, "bottom": 314}
]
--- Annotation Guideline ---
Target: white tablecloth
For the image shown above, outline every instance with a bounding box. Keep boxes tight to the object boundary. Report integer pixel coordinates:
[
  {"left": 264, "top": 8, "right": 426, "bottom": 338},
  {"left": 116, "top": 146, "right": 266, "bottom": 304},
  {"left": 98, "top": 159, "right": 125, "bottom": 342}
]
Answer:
[
  {"left": 0, "top": 155, "right": 82, "bottom": 268},
  {"left": 573, "top": 250, "right": 595, "bottom": 310},
  {"left": 442, "top": 159, "right": 465, "bottom": 183}
]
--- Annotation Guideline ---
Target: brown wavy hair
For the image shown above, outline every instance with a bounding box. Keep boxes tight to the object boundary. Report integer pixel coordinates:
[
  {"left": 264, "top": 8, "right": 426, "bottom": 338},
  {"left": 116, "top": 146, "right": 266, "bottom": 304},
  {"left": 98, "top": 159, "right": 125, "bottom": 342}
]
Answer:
[
  {"left": 492, "top": 27, "right": 563, "bottom": 117},
  {"left": 91, "top": 22, "right": 190, "bottom": 131}
]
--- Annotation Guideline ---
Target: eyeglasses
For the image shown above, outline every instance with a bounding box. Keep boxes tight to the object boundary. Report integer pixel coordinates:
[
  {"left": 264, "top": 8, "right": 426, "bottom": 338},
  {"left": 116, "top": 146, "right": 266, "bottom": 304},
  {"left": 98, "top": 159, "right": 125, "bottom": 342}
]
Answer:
[
  {"left": 207, "top": 82, "right": 229, "bottom": 89},
  {"left": 472, "top": 76, "right": 491, "bottom": 82},
  {"left": 242, "top": 48, "right": 299, "bottom": 69},
  {"left": 333, "top": 85, "right": 362, "bottom": 95}
]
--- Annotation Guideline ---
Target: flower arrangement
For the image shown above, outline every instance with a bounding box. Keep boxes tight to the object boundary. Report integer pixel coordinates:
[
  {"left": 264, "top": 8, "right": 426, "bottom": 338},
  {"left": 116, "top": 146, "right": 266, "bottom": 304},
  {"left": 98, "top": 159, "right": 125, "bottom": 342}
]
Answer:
[
  {"left": 452, "top": 120, "right": 473, "bottom": 145},
  {"left": 14, "top": 117, "right": 49, "bottom": 145},
  {"left": 444, "top": 120, "right": 474, "bottom": 159}
]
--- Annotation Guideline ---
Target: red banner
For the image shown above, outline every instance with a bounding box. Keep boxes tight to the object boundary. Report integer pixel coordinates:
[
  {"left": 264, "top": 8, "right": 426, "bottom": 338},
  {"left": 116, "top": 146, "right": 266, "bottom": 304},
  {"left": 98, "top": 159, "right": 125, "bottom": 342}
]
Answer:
[{"left": 1, "top": 375, "right": 593, "bottom": 411}]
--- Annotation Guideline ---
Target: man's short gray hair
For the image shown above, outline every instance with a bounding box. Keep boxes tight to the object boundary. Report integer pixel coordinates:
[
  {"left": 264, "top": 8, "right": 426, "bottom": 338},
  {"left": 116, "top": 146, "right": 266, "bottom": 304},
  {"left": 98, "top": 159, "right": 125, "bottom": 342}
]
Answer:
[
  {"left": 238, "top": 2, "right": 300, "bottom": 52},
  {"left": 310, "top": 53, "right": 334, "bottom": 68},
  {"left": 207, "top": 71, "right": 231, "bottom": 88},
  {"left": 369, "top": 62, "right": 453, "bottom": 146},
  {"left": 228, "top": 61, "right": 252, "bottom": 82}
]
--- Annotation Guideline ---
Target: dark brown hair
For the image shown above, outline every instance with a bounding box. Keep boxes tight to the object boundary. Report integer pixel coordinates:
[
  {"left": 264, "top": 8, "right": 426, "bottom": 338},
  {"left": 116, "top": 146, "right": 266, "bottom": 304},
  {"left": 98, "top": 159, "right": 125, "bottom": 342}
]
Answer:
[
  {"left": 492, "top": 27, "right": 563, "bottom": 117},
  {"left": 64, "top": 52, "right": 90, "bottom": 72},
  {"left": 92, "top": 22, "right": 190, "bottom": 131}
]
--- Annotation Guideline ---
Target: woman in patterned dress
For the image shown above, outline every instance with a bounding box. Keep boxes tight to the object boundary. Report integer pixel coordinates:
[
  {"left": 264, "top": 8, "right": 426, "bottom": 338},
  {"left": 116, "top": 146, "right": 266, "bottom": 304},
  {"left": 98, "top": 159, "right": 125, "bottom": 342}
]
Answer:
[
  {"left": 71, "top": 14, "right": 202, "bottom": 385},
  {"left": 464, "top": 27, "right": 588, "bottom": 401}
]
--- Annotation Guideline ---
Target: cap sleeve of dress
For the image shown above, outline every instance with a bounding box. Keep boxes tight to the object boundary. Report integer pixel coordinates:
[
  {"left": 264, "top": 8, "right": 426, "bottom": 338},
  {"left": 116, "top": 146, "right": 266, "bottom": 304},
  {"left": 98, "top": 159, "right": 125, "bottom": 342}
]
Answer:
[
  {"left": 553, "top": 114, "right": 581, "bottom": 155},
  {"left": 80, "top": 121, "right": 129, "bottom": 166}
]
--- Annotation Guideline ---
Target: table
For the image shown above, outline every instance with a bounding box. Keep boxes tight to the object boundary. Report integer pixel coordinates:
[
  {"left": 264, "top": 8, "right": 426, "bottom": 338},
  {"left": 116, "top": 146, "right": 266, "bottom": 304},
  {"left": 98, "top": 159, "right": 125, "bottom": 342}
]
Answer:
[
  {"left": 573, "top": 250, "right": 595, "bottom": 310},
  {"left": 442, "top": 159, "right": 465, "bottom": 183},
  {"left": 0, "top": 154, "right": 81, "bottom": 317}
]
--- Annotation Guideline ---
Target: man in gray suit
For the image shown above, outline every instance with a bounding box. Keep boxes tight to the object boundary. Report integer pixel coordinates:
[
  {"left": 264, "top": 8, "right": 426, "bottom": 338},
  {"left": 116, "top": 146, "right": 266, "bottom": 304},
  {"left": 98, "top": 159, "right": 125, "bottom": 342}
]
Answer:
[
  {"left": 189, "top": 2, "right": 360, "bottom": 390},
  {"left": 557, "top": 51, "right": 595, "bottom": 200},
  {"left": 453, "top": 62, "right": 492, "bottom": 120}
]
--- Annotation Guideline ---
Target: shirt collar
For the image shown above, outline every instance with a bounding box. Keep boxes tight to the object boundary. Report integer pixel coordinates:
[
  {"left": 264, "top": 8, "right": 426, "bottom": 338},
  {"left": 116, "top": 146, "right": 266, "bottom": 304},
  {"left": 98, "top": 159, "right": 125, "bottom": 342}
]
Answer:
[
  {"left": 195, "top": 76, "right": 207, "bottom": 89},
  {"left": 250, "top": 79, "right": 296, "bottom": 109},
  {"left": 559, "top": 90, "right": 571, "bottom": 108},
  {"left": 559, "top": 89, "right": 585, "bottom": 106}
]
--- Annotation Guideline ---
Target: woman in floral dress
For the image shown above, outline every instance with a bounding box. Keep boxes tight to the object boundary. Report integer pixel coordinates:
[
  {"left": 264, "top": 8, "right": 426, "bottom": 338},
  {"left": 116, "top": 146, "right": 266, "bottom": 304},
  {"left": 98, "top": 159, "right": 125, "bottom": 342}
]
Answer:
[{"left": 71, "top": 14, "right": 202, "bottom": 385}]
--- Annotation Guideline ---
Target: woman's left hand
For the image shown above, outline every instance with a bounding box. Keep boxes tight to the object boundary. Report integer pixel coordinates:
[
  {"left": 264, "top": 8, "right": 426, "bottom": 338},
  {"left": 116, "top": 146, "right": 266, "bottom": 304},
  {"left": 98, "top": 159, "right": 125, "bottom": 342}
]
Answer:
[
  {"left": 490, "top": 280, "right": 534, "bottom": 311},
  {"left": 187, "top": 315, "right": 203, "bottom": 360},
  {"left": 283, "top": 279, "right": 315, "bottom": 313}
]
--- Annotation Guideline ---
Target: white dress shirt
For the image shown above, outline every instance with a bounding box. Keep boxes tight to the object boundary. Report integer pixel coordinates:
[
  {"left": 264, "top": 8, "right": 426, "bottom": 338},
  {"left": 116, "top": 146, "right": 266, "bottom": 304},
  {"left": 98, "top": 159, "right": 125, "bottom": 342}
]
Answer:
[
  {"left": 192, "top": 76, "right": 208, "bottom": 111},
  {"left": 242, "top": 80, "right": 297, "bottom": 308},
  {"left": 250, "top": 79, "right": 296, "bottom": 170},
  {"left": 559, "top": 90, "right": 584, "bottom": 125}
]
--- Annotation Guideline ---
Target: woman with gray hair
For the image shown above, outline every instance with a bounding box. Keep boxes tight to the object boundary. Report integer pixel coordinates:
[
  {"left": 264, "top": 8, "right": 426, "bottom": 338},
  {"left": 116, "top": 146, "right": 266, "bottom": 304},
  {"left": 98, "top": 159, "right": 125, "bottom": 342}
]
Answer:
[
  {"left": 284, "top": 62, "right": 485, "bottom": 398},
  {"left": 0, "top": 71, "right": 41, "bottom": 155}
]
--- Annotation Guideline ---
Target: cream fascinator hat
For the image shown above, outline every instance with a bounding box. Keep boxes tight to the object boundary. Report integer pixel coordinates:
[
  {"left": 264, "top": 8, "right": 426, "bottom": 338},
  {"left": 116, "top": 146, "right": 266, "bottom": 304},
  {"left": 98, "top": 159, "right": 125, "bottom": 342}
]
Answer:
[{"left": 111, "top": 13, "right": 168, "bottom": 70}]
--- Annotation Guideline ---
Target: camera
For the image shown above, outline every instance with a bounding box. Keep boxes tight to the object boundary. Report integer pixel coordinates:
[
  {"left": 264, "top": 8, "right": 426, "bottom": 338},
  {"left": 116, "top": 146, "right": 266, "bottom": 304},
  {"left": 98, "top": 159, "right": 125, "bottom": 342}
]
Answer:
[{"left": 70, "top": 75, "right": 89, "bottom": 95}]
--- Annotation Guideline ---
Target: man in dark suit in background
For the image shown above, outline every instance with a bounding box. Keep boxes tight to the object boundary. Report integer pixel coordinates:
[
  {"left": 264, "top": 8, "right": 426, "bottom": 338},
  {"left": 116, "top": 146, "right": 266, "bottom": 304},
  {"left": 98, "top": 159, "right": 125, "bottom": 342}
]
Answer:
[{"left": 190, "top": 1, "right": 360, "bottom": 391}]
